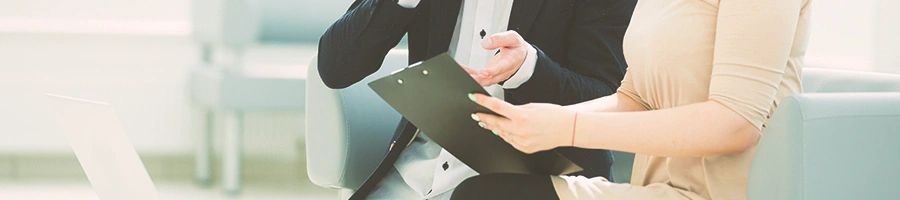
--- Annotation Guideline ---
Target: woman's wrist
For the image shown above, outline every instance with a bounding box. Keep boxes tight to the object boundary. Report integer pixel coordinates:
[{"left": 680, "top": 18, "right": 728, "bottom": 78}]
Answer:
[{"left": 563, "top": 104, "right": 582, "bottom": 112}]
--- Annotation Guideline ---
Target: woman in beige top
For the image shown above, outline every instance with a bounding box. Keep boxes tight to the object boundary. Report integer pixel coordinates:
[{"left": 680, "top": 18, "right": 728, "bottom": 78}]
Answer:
[{"left": 450, "top": 0, "right": 812, "bottom": 199}]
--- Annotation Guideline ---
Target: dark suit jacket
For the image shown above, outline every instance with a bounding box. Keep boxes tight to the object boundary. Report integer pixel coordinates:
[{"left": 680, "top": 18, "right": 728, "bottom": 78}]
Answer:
[{"left": 317, "top": 0, "right": 636, "bottom": 198}]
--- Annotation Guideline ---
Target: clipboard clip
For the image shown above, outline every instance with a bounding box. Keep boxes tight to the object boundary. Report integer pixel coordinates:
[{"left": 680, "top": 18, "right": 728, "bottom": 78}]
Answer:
[{"left": 391, "top": 61, "right": 425, "bottom": 75}]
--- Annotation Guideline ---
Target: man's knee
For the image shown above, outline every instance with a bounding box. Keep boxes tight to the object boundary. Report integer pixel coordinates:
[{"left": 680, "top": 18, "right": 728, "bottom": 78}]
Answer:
[
  {"left": 452, "top": 175, "right": 499, "bottom": 199},
  {"left": 456, "top": 175, "right": 490, "bottom": 191}
]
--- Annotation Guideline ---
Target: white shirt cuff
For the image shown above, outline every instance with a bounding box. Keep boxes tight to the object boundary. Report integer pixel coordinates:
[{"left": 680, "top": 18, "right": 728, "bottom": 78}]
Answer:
[
  {"left": 396, "top": 0, "right": 421, "bottom": 8},
  {"left": 501, "top": 45, "right": 538, "bottom": 89}
]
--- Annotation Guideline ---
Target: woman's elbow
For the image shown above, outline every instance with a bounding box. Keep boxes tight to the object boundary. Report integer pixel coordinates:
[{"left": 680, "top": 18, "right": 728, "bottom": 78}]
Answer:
[
  {"left": 722, "top": 125, "right": 761, "bottom": 154},
  {"left": 706, "top": 101, "right": 762, "bottom": 154}
]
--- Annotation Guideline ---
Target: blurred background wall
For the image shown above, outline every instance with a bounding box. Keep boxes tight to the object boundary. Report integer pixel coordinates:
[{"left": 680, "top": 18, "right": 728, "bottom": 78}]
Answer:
[
  {"left": 0, "top": 0, "right": 353, "bottom": 158},
  {"left": 3, "top": 0, "right": 893, "bottom": 157},
  {"left": 805, "top": 0, "right": 900, "bottom": 74}
]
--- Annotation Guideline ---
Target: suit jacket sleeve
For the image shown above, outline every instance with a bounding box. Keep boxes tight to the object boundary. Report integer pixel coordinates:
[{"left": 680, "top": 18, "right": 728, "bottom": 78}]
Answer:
[
  {"left": 317, "top": 0, "right": 421, "bottom": 89},
  {"left": 505, "top": 0, "right": 637, "bottom": 105}
]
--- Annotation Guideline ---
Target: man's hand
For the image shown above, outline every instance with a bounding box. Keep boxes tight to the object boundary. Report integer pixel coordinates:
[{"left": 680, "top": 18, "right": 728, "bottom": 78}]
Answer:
[{"left": 460, "top": 31, "right": 530, "bottom": 86}]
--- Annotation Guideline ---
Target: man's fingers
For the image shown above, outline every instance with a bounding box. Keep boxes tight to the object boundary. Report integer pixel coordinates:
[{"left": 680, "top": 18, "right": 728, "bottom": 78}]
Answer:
[
  {"left": 476, "top": 74, "right": 510, "bottom": 87},
  {"left": 478, "top": 60, "right": 500, "bottom": 77},
  {"left": 460, "top": 64, "right": 480, "bottom": 75},
  {"left": 480, "top": 42, "right": 526, "bottom": 78},
  {"left": 478, "top": 56, "right": 503, "bottom": 77},
  {"left": 480, "top": 54, "right": 521, "bottom": 78},
  {"left": 462, "top": 64, "right": 494, "bottom": 86},
  {"left": 482, "top": 31, "right": 523, "bottom": 50},
  {"left": 472, "top": 76, "right": 493, "bottom": 86}
]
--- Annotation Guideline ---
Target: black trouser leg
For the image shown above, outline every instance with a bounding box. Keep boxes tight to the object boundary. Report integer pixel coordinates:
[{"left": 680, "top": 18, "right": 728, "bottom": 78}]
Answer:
[{"left": 450, "top": 173, "right": 560, "bottom": 200}]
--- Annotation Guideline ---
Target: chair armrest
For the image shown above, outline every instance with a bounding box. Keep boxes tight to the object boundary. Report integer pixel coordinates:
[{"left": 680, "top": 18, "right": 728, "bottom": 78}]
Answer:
[
  {"left": 305, "top": 50, "right": 409, "bottom": 190},
  {"left": 748, "top": 92, "right": 900, "bottom": 200}
]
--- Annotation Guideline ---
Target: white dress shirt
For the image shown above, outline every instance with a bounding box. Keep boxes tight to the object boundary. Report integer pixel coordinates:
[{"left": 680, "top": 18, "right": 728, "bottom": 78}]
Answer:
[{"left": 368, "top": 0, "right": 538, "bottom": 199}]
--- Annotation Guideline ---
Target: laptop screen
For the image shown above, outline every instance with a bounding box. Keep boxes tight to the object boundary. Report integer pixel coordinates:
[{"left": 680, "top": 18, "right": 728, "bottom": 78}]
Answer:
[{"left": 47, "top": 94, "right": 158, "bottom": 200}]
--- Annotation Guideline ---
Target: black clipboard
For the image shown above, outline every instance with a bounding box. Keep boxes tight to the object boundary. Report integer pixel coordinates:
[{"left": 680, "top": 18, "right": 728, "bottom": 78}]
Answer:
[{"left": 368, "top": 53, "right": 583, "bottom": 175}]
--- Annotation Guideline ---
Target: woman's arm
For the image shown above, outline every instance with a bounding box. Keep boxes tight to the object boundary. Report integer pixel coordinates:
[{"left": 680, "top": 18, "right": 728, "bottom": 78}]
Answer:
[
  {"left": 572, "top": 101, "right": 759, "bottom": 157},
  {"left": 472, "top": 93, "right": 757, "bottom": 157},
  {"left": 566, "top": 68, "right": 646, "bottom": 113},
  {"left": 565, "top": 93, "right": 645, "bottom": 113},
  {"left": 567, "top": 91, "right": 757, "bottom": 157}
]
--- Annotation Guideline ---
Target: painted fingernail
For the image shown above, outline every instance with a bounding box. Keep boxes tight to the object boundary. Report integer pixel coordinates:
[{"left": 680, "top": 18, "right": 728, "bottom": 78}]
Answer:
[
  {"left": 468, "top": 93, "right": 476, "bottom": 102},
  {"left": 471, "top": 113, "right": 480, "bottom": 121},
  {"left": 478, "top": 122, "right": 487, "bottom": 129},
  {"left": 492, "top": 130, "right": 499, "bottom": 136}
]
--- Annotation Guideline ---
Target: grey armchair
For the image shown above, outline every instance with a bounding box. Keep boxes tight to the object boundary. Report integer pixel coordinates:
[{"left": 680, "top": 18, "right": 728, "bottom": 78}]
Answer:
[
  {"left": 748, "top": 68, "right": 900, "bottom": 200},
  {"left": 305, "top": 50, "right": 409, "bottom": 198}
]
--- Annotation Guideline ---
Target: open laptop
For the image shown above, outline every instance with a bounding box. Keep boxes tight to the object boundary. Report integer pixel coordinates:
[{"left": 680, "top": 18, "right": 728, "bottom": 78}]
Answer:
[{"left": 46, "top": 94, "right": 159, "bottom": 200}]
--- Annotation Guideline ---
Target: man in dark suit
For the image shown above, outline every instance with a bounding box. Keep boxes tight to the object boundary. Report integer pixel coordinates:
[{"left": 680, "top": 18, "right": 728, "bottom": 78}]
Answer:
[{"left": 317, "top": 0, "right": 636, "bottom": 199}]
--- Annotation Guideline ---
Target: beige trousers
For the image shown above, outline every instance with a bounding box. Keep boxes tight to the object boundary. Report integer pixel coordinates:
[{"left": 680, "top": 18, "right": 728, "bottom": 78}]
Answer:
[{"left": 551, "top": 176, "right": 707, "bottom": 200}]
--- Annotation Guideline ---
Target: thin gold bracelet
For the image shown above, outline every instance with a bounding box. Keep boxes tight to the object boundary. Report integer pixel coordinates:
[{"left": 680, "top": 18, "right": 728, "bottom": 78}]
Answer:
[{"left": 571, "top": 111, "right": 578, "bottom": 146}]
